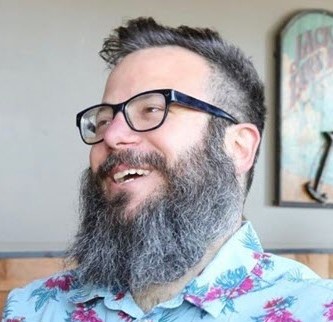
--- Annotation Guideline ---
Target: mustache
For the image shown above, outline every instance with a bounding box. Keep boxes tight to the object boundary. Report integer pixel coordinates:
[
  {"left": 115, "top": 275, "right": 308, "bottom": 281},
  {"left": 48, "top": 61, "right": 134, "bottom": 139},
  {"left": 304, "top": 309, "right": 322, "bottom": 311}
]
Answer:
[{"left": 96, "top": 149, "right": 168, "bottom": 180}]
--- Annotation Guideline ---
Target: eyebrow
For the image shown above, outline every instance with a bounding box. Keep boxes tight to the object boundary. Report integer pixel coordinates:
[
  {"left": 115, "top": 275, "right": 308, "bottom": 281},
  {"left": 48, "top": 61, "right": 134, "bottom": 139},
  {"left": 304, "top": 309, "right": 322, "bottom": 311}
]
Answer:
[{"left": 95, "top": 106, "right": 114, "bottom": 121}]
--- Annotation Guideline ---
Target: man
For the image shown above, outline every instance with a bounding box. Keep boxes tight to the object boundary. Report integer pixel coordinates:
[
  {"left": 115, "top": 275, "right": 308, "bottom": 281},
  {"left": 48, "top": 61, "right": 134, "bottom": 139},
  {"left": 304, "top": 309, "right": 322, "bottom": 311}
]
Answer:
[{"left": 3, "top": 17, "right": 333, "bottom": 322}]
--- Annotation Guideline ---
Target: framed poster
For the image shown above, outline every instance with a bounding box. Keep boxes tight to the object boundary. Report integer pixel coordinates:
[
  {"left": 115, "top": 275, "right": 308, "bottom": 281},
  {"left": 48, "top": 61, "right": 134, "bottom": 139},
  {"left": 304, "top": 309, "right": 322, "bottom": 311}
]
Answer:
[{"left": 276, "top": 10, "right": 333, "bottom": 207}]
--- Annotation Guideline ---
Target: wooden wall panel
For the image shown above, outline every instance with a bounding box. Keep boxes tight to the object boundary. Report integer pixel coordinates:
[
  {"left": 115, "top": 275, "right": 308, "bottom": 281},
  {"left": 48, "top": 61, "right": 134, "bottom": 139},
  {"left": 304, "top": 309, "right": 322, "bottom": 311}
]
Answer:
[
  {"left": 1, "top": 255, "right": 333, "bottom": 316},
  {"left": 0, "top": 293, "right": 7, "bottom": 318},
  {"left": 283, "top": 253, "right": 332, "bottom": 279}
]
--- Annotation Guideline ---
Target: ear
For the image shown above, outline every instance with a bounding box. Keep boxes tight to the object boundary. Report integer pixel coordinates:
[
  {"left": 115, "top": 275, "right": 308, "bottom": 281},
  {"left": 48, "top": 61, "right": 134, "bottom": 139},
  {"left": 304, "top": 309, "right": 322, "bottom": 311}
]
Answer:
[{"left": 224, "top": 123, "right": 261, "bottom": 175}]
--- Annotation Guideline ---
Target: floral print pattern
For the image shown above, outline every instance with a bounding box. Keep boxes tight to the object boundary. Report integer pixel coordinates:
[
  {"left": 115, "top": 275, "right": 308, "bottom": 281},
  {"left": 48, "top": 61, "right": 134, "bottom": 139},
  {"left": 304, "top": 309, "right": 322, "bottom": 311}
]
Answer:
[
  {"left": 45, "top": 274, "right": 74, "bottom": 292},
  {"left": 66, "top": 304, "right": 103, "bottom": 322},
  {"left": 251, "top": 296, "right": 301, "bottom": 322},
  {"left": 29, "top": 272, "right": 78, "bottom": 312},
  {"left": 117, "top": 311, "right": 133, "bottom": 322},
  {"left": 324, "top": 300, "right": 333, "bottom": 321},
  {"left": 185, "top": 251, "right": 275, "bottom": 315}
]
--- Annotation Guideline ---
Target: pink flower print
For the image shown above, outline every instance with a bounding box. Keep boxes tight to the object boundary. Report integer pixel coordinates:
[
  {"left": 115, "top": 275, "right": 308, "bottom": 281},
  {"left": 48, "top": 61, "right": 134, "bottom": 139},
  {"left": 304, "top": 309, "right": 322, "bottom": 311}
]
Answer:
[
  {"left": 264, "top": 297, "right": 285, "bottom": 310},
  {"left": 253, "top": 252, "right": 262, "bottom": 260},
  {"left": 265, "top": 310, "right": 301, "bottom": 322},
  {"left": 257, "top": 297, "right": 301, "bottom": 322},
  {"left": 252, "top": 263, "right": 263, "bottom": 277},
  {"left": 118, "top": 311, "right": 133, "bottom": 322},
  {"left": 71, "top": 304, "right": 103, "bottom": 322},
  {"left": 252, "top": 252, "right": 274, "bottom": 276},
  {"left": 238, "top": 277, "right": 254, "bottom": 294},
  {"left": 114, "top": 291, "right": 125, "bottom": 300},
  {"left": 253, "top": 252, "right": 271, "bottom": 261},
  {"left": 324, "top": 300, "right": 333, "bottom": 321},
  {"left": 228, "top": 277, "right": 254, "bottom": 298},
  {"left": 184, "top": 294, "right": 203, "bottom": 307},
  {"left": 204, "top": 287, "right": 223, "bottom": 301},
  {"left": 45, "top": 274, "right": 74, "bottom": 291}
]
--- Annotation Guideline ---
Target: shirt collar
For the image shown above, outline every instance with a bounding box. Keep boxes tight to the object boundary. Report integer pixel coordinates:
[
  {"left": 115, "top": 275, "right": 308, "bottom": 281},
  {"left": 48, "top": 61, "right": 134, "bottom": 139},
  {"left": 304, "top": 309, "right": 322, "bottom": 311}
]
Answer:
[{"left": 182, "top": 221, "right": 264, "bottom": 318}]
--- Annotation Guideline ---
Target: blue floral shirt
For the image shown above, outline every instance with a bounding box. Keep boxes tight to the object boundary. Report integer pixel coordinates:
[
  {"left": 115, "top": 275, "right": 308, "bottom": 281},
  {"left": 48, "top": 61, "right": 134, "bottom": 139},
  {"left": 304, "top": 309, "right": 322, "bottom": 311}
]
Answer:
[{"left": 2, "top": 222, "right": 333, "bottom": 322}]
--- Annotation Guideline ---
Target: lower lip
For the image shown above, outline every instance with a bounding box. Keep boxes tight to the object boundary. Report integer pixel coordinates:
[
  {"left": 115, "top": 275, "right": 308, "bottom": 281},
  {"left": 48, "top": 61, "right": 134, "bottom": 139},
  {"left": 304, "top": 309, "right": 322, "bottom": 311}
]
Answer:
[
  {"left": 117, "top": 177, "right": 137, "bottom": 184},
  {"left": 105, "top": 173, "right": 151, "bottom": 191}
]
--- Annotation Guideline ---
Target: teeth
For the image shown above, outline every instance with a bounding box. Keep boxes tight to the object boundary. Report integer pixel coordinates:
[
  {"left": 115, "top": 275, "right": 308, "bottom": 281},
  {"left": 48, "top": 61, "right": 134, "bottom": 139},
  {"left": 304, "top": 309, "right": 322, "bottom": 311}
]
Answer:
[{"left": 113, "top": 169, "right": 150, "bottom": 183}]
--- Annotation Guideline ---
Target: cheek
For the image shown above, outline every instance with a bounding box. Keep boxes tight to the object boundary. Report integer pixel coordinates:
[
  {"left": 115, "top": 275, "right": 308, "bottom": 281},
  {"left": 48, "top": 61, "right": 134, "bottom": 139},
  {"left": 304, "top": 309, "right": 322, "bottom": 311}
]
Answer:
[
  {"left": 89, "top": 145, "right": 106, "bottom": 172},
  {"left": 149, "top": 116, "right": 209, "bottom": 162}
]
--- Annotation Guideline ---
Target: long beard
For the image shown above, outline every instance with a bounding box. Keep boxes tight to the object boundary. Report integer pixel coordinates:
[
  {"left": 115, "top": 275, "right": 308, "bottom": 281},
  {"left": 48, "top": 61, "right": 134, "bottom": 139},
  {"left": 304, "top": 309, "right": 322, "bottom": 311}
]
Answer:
[{"left": 67, "top": 122, "right": 242, "bottom": 293}]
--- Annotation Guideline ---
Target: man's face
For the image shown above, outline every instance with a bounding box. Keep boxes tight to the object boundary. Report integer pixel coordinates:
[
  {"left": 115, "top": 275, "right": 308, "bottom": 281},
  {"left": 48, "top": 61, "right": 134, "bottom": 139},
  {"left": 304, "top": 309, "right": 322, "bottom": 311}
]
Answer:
[{"left": 89, "top": 46, "right": 213, "bottom": 214}]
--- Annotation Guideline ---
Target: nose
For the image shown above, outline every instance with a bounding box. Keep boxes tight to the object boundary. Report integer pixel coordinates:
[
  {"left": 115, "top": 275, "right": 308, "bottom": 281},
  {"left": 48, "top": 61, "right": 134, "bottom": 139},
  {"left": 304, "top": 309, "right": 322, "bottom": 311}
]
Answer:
[{"left": 102, "top": 111, "right": 142, "bottom": 149}]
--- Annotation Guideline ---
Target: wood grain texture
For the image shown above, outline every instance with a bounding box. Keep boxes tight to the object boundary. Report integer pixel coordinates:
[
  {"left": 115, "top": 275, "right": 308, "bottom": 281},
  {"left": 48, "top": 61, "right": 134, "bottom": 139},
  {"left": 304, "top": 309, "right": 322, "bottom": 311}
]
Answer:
[
  {"left": 283, "top": 253, "right": 332, "bottom": 279},
  {"left": 1, "top": 255, "right": 333, "bottom": 315}
]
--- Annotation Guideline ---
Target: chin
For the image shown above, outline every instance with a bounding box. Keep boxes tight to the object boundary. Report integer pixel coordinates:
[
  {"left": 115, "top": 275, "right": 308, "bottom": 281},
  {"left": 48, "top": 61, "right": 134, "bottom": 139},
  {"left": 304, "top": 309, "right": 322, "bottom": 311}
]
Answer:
[{"left": 122, "top": 195, "right": 153, "bottom": 220}]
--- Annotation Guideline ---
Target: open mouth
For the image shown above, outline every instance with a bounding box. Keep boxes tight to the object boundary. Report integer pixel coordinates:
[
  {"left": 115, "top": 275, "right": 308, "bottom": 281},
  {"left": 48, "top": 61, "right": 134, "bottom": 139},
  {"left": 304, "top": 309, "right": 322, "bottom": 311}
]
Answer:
[{"left": 113, "top": 168, "right": 151, "bottom": 184}]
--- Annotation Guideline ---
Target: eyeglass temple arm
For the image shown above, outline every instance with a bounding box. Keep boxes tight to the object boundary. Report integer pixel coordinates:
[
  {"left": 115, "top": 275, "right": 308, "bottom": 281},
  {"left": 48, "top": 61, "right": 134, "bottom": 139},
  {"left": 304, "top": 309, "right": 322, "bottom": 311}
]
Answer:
[{"left": 172, "top": 91, "right": 239, "bottom": 124}]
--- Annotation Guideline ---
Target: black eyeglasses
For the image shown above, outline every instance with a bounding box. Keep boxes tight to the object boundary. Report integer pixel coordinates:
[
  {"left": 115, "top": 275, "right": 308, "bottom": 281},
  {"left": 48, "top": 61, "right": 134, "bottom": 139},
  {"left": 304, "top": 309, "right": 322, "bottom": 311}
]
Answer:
[{"left": 76, "top": 89, "right": 239, "bottom": 145}]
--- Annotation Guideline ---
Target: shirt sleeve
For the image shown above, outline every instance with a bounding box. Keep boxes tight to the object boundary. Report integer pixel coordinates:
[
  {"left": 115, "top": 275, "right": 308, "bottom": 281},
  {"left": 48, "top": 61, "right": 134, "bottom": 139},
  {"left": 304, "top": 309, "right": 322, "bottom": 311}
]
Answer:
[
  {"left": 1, "top": 277, "right": 49, "bottom": 322},
  {"left": 2, "top": 287, "right": 31, "bottom": 321}
]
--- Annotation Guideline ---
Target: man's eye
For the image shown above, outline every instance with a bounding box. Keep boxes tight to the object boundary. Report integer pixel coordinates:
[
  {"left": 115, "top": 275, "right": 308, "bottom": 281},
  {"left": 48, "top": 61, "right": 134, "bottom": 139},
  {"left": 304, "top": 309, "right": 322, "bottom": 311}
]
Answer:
[
  {"left": 95, "top": 119, "right": 111, "bottom": 132},
  {"left": 143, "top": 106, "right": 165, "bottom": 113}
]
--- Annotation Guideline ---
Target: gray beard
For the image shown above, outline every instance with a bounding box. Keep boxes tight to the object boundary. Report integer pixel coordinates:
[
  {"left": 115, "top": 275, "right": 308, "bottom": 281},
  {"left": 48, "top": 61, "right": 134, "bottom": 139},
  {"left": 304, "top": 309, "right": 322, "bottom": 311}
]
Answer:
[{"left": 67, "top": 121, "right": 242, "bottom": 293}]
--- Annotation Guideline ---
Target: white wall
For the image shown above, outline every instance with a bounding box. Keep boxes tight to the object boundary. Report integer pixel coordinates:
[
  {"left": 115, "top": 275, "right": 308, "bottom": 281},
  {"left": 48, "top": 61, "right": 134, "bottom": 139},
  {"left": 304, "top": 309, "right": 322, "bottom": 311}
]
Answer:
[{"left": 1, "top": 0, "right": 333, "bottom": 252}]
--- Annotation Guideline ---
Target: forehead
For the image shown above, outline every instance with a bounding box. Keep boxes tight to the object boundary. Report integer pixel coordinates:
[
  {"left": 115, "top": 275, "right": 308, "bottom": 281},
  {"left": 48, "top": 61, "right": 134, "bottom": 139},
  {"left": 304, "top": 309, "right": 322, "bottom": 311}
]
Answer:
[{"left": 102, "top": 46, "right": 212, "bottom": 103}]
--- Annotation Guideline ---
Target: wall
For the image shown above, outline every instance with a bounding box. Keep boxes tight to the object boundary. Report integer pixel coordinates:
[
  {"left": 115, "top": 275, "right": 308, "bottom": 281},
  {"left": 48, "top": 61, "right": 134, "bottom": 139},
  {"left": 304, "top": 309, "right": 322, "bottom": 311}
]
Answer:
[{"left": 1, "top": 0, "right": 333, "bottom": 252}]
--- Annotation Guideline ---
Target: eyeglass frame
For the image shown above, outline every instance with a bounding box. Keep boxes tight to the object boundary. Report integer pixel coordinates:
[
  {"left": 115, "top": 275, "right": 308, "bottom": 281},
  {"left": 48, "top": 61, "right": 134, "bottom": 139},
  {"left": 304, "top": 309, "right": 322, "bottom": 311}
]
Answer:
[{"left": 76, "top": 88, "right": 239, "bottom": 145}]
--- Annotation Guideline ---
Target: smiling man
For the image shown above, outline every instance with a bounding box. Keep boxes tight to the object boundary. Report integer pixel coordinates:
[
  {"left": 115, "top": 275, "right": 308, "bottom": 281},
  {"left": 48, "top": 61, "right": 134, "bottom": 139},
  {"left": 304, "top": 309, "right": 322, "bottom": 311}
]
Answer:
[{"left": 3, "top": 17, "right": 333, "bottom": 322}]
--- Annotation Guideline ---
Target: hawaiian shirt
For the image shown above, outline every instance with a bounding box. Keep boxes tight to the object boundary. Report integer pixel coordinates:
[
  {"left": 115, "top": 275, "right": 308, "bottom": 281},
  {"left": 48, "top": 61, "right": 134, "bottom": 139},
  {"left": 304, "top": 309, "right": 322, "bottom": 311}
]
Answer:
[{"left": 2, "top": 222, "right": 333, "bottom": 322}]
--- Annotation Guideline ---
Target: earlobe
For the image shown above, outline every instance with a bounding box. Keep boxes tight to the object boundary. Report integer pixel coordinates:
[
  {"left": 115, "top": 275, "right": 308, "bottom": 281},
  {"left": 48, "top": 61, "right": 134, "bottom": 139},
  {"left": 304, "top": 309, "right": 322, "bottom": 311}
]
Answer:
[{"left": 224, "top": 124, "right": 261, "bottom": 175}]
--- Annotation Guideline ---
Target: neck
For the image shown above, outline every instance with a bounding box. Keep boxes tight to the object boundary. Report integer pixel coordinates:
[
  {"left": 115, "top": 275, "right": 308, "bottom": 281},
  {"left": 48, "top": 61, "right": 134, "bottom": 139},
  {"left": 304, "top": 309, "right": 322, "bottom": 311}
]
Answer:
[{"left": 133, "top": 218, "right": 242, "bottom": 312}]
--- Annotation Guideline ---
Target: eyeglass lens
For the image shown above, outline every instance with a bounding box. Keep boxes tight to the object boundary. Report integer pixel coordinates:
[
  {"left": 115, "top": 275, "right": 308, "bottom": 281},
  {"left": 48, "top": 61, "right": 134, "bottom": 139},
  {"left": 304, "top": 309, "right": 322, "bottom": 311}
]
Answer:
[{"left": 80, "top": 92, "right": 167, "bottom": 144}]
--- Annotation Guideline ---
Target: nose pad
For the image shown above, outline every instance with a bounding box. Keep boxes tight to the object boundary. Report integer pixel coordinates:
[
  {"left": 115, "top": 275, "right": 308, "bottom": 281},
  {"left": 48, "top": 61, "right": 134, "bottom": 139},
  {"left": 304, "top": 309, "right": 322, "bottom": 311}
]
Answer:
[
  {"left": 102, "top": 111, "right": 141, "bottom": 149},
  {"left": 104, "top": 111, "right": 127, "bottom": 134},
  {"left": 109, "top": 106, "right": 132, "bottom": 130}
]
